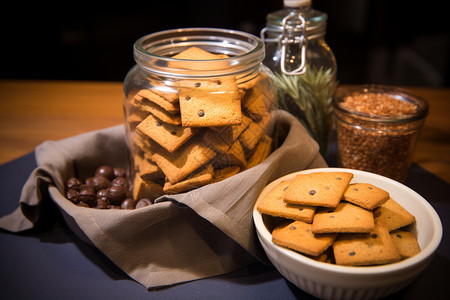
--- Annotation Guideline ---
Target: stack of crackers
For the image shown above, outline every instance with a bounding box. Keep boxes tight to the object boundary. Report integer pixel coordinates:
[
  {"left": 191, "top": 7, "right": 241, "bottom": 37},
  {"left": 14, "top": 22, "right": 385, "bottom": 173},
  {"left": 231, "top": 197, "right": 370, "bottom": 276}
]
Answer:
[
  {"left": 257, "top": 171, "right": 421, "bottom": 266},
  {"left": 126, "top": 47, "right": 274, "bottom": 198}
]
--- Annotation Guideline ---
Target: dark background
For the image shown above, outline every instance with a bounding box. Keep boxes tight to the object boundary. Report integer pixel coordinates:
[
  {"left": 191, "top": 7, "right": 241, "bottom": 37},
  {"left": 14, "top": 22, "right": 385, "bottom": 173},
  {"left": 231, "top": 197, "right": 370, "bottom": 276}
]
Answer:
[{"left": 1, "top": 0, "right": 449, "bottom": 86}]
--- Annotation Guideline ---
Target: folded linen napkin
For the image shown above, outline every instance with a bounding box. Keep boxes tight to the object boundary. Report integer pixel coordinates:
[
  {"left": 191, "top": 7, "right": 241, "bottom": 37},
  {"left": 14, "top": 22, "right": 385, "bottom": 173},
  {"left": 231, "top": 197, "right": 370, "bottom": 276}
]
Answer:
[{"left": 0, "top": 110, "right": 327, "bottom": 289}]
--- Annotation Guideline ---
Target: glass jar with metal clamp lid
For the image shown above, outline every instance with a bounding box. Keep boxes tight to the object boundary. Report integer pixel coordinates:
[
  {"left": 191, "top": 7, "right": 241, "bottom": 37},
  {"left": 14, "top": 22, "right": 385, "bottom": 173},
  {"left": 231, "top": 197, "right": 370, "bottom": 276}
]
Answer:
[{"left": 261, "top": 0, "right": 337, "bottom": 156}]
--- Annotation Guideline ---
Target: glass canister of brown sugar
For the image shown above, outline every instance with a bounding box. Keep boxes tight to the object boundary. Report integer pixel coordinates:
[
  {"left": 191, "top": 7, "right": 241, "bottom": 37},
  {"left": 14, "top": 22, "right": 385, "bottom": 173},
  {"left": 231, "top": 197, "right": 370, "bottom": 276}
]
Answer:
[
  {"left": 333, "top": 85, "right": 429, "bottom": 182},
  {"left": 123, "top": 28, "right": 276, "bottom": 200}
]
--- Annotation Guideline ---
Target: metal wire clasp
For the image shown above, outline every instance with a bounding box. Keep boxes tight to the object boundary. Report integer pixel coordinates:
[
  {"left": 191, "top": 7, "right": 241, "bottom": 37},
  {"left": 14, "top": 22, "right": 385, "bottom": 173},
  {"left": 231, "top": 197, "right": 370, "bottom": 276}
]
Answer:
[{"left": 279, "top": 12, "right": 308, "bottom": 75}]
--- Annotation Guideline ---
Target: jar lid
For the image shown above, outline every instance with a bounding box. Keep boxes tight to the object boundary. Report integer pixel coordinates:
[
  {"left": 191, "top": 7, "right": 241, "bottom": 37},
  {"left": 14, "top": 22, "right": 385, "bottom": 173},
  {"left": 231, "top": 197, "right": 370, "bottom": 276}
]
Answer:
[
  {"left": 265, "top": 6, "right": 327, "bottom": 39},
  {"left": 284, "top": 0, "right": 311, "bottom": 7}
]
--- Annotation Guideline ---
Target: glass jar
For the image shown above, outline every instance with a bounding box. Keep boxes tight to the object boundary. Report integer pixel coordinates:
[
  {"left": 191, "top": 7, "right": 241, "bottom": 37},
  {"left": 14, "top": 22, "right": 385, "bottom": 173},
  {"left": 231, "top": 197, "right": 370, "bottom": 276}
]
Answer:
[
  {"left": 123, "top": 28, "right": 276, "bottom": 199},
  {"left": 333, "top": 85, "right": 429, "bottom": 182},
  {"left": 261, "top": 0, "right": 337, "bottom": 156}
]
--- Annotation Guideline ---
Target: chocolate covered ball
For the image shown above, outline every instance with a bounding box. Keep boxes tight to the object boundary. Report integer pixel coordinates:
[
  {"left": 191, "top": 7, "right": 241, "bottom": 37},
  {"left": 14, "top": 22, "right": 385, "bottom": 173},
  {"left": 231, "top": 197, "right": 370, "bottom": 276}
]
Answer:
[
  {"left": 84, "top": 177, "right": 95, "bottom": 187},
  {"left": 92, "top": 175, "right": 111, "bottom": 191},
  {"left": 67, "top": 177, "right": 82, "bottom": 191},
  {"left": 96, "top": 198, "right": 110, "bottom": 209},
  {"left": 95, "top": 165, "right": 115, "bottom": 180},
  {"left": 113, "top": 167, "right": 126, "bottom": 178},
  {"left": 135, "top": 198, "right": 153, "bottom": 209},
  {"left": 78, "top": 186, "right": 97, "bottom": 207},
  {"left": 66, "top": 189, "right": 79, "bottom": 204},
  {"left": 111, "top": 176, "right": 128, "bottom": 189},
  {"left": 121, "top": 198, "right": 135, "bottom": 209},
  {"left": 106, "top": 185, "right": 128, "bottom": 205}
]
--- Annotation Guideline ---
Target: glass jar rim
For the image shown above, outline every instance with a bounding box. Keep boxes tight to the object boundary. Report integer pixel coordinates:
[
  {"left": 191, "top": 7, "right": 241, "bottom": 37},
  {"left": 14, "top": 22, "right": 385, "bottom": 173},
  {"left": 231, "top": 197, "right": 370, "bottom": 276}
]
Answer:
[
  {"left": 333, "top": 85, "right": 429, "bottom": 124},
  {"left": 133, "top": 27, "right": 265, "bottom": 78}
]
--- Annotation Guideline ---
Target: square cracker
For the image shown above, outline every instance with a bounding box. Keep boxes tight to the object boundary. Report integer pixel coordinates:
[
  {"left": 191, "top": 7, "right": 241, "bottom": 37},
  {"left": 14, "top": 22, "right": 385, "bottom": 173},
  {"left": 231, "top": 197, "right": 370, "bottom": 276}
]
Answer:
[
  {"left": 151, "top": 134, "right": 216, "bottom": 184},
  {"left": 244, "top": 134, "right": 272, "bottom": 169},
  {"left": 178, "top": 79, "right": 242, "bottom": 127},
  {"left": 133, "top": 175, "right": 164, "bottom": 202},
  {"left": 333, "top": 221, "right": 401, "bottom": 266},
  {"left": 311, "top": 202, "right": 375, "bottom": 234},
  {"left": 139, "top": 158, "right": 164, "bottom": 182},
  {"left": 374, "top": 198, "right": 416, "bottom": 231},
  {"left": 136, "top": 114, "right": 199, "bottom": 153},
  {"left": 283, "top": 172, "right": 353, "bottom": 208},
  {"left": 239, "top": 112, "right": 270, "bottom": 151},
  {"left": 213, "top": 114, "right": 253, "bottom": 145},
  {"left": 212, "top": 165, "right": 240, "bottom": 183},
  {"left": 136, "top": 89, "right": 179, "bottom": 114},
  {"left": 343, "top": 183, "right": 390, "bottom": 210},
  {"left": 171, "top": 46, "right": 228, "bottom": 60},
  {"left": 169, "top": 47, "right": 230, "bottom": 71},
  {"left": 133, "top": 95, "right": 181, "bottom": 125},
  {"left": 257, "top": 180, "right": 316, "bottom": 223},
  {"left": 163, "top": 164, "right": 214, "bottom": 194},
  {"left": 390, "top": 230, "right": 421, "bottom": 259},
  {"left": 242, "top": 85, "right": 269, "bottom": 122},
  {"left": 203, "top": 129, "right": 247, "bottom": 168},
  {"left": 272, "top": 220, "right": 337, "bottom": 257}
]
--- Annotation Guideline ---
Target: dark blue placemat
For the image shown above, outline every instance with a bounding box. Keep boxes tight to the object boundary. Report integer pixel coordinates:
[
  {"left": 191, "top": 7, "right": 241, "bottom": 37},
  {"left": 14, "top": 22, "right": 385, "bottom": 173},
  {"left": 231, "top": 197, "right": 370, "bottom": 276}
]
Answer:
[{"left": 1, "top": 152, "right": 449, "bottom": 299}]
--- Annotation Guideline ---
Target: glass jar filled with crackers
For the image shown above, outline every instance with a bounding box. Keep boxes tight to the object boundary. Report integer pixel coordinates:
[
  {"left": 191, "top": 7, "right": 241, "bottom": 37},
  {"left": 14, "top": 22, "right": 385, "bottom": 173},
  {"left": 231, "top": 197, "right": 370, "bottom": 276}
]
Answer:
[
  {"left": 333, "top": 85, "right": 429, "bottom": 182},
  {"left": 123, "top": 28, "right": 276, "bottom": 200}
]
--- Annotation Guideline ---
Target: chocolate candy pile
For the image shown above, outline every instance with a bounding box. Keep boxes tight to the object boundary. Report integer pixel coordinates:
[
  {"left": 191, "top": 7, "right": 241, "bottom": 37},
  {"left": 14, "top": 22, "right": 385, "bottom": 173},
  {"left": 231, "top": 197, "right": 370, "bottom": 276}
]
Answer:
[{"left": 66, "top": 165, "right": 153, "bottom": 209}]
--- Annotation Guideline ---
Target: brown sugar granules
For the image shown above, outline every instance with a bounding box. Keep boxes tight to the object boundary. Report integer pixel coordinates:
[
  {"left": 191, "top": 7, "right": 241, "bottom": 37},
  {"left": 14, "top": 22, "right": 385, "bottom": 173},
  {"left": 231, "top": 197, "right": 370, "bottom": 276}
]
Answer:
[{"left": 334, "top": 89, "right": 427, "bottom": 182}]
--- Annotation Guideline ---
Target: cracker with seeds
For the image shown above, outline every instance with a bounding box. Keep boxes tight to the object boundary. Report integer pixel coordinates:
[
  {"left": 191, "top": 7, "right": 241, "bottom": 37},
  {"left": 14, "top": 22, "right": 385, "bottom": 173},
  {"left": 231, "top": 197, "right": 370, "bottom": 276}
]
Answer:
[
  {"left": 272, "top": 220, "right": 338, "bottom": 257},
  {"left": 333, "top": 221, "right": 401, "bottom": 266},
  {"left": 178, "top": 78, "right": 242, "bottom": 127},
  {"left": 283, "top": 172, "right": 353, "bottom": 208},
  {"left": 343, "top": 183, "right": 390, "bottom": 210},
  {"left": 374, "top": 198, "right": 416, "bottom": 231},
  {"left": 257, "top": 180, "right": 316, "bottom": 223},
  {"left": 136, "top": 114, "right": 199, "bottom": 153},
  {"left": 311, "top": 202, "right": 375, "bottom": 234},
  {"left": 390, "top": 230, "right": 421, "bottom": 259}
]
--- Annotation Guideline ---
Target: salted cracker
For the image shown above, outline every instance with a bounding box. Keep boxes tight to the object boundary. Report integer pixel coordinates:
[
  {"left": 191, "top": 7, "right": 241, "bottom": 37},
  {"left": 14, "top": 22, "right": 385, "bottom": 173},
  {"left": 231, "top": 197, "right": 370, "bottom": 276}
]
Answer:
[
  {"left": 390, "top": 230, "right": 421, "bottom": 259},
  {"left": 343, "top": 183, "right": 390, "bottom": 210},
  {"left": 283, "top": 172, "right": 353, "bottom": 208},
  {"left": 136, "top": 114, "right": 199, "bottom": 153},
  {"left": 374, "top": 198, "right": 416, "bottom": 231},
  {"left": 178, "top": 78, "right": 242, "bottom": 127},
  {"left": 333, "top": 220, "right": 401, "bottom": 266},
  {"left": 311, "top": 202, "right": 375, "bottom": 234},
  {"left": 151, "top": 134, "right": 216, "bottom": 184},
  {"left": 257, "top": 180, "right": 316, "bottom": 223},
  {"left": 272, "top": 220, "right": 337, "bottom": 257},
  {"left": 163, "top": 164, "right": 214, "bottom": 194}
]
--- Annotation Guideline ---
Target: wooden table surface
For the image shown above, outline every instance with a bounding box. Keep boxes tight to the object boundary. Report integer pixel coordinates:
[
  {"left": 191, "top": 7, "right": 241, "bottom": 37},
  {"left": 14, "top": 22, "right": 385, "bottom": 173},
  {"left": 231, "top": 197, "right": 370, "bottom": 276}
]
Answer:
[{"left": 0, "top": 80, "right": 449, "bottom": 183}]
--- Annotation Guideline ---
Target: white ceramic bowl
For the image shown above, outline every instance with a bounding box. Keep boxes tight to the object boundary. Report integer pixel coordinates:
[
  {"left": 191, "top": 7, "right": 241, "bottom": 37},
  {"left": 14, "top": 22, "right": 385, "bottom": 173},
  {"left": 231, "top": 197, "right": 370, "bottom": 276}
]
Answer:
[{"left": 253, "top": 168, "right": 442, "bottom": 300}]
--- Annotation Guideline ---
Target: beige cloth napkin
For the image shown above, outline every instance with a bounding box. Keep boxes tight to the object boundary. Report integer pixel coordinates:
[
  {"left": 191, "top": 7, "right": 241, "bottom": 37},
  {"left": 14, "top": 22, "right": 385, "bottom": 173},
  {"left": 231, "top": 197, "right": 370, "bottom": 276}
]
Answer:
[{"left": 0, "top": 110, "right": 327, "bottom": 289}]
